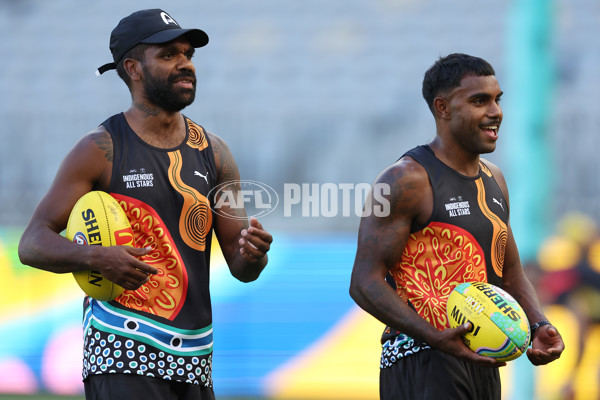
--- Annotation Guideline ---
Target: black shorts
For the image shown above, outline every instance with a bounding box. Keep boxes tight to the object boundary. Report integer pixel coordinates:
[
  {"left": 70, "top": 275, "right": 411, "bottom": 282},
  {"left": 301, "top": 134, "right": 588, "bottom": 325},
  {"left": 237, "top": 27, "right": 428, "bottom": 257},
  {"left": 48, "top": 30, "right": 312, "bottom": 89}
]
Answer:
[
  {"left": 84, "top": 373, "right": 215, "bottom": 400},
  {"left": 380, "top": 349, "right": 500, "bottom": 400}
]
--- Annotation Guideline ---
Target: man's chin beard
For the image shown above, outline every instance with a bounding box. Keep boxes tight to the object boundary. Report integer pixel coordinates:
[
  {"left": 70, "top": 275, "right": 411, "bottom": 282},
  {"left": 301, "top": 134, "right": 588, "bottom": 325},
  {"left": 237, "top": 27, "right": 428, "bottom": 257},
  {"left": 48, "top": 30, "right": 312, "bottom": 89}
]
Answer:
[
  {"left": 147, "top": 90, "right": 195, "bottom": 112},
  {"left": 143, "top": 77, "right": 196, "bottom": 112}
]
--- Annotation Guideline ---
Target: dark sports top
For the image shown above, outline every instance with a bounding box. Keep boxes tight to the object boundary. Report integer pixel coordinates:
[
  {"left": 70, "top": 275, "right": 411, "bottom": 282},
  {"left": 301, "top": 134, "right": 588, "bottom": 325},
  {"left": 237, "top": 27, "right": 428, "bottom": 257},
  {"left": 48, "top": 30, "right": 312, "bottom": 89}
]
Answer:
[
  {"left": 82, "top": 113, "right": 217, "bottom": 386},
  {"left": 380, "top": 144, "right": 509, "bottom": 368}
]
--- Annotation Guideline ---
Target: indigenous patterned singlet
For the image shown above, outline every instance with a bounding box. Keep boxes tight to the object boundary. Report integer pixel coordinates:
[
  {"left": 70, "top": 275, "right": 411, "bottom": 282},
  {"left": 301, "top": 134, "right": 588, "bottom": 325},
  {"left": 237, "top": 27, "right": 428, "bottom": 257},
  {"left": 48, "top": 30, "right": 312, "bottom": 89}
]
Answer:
[
  {"left": 82, "top": 113, "right": 217, "bottom": 386},
  {"left": 380, "top": 145, "right": 509, "bottom": 368}
]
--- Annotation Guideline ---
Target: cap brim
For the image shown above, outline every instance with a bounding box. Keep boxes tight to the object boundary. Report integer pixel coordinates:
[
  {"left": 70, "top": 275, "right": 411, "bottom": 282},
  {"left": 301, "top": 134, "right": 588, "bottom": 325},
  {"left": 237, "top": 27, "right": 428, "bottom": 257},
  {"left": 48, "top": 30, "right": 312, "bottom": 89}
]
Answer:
[{"left": 141, "top": 28, "right": 209, "bottom": 48}]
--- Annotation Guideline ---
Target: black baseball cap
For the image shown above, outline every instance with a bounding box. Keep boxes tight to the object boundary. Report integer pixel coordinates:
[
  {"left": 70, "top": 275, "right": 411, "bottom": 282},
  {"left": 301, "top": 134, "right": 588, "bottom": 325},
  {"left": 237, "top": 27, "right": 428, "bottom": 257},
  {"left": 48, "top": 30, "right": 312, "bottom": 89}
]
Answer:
[{"left": 96, "top": 9, "right": 209, "bottom": 75}]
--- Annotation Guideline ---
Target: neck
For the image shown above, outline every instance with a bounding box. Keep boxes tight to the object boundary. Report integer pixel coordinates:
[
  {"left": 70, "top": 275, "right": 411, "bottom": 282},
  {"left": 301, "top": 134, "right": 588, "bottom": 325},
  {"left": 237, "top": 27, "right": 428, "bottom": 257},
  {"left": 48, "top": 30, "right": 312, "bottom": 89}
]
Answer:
[
  {"left": 124, "top": 103, "right": 186, "bottom": 149},
  {"left": 428, "top": 137, "right": 481, "bottom": 177}
]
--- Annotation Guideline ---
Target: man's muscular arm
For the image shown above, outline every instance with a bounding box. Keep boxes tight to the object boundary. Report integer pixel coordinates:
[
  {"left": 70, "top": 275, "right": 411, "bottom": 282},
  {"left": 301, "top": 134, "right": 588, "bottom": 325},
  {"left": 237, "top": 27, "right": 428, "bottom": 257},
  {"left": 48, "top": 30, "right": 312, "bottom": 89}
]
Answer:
[
  {"left": 484, "top": 160, "right": 564, "bottom": 365},
  {"left": 209, "top": 132, "right": 271, "bottom": 282},
  {"left": 18, "top": 127, "right": 157, "bottom": 291},
  {"left": 350, "top": 158, "right": 502, "bottom": 366}
]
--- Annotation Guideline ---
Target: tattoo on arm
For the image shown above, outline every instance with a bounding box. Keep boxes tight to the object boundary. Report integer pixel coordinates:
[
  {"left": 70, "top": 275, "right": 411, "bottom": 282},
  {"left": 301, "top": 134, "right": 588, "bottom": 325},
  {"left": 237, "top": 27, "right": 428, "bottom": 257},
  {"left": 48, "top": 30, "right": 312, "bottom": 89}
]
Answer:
[
  {"left": 92, "top": 132, "right": 113, "bottom": 162},
  {"left": 219, "top": 150, "right": 237, "bottom": 183},
  {"left": 210, "top": 135, "right": 249, "bottom": 230},
  {"left": 211, "top": 135, "right": 239, "bottom": 184}
]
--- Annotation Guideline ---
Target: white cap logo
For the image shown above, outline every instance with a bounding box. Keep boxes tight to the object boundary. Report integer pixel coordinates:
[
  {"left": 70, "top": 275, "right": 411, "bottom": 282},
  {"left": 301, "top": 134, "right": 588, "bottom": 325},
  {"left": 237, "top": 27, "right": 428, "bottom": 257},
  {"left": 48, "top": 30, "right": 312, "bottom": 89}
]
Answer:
[{"left": 160, "top": 12, "right": 178, "bottom": 26}]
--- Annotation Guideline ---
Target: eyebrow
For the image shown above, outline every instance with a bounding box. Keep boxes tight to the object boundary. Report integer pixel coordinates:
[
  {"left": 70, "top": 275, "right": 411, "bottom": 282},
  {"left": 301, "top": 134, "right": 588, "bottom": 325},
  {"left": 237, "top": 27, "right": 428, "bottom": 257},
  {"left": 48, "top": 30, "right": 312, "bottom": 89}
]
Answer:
[{"left": 468, "top": 91, "right": 503, "bottom": 100}]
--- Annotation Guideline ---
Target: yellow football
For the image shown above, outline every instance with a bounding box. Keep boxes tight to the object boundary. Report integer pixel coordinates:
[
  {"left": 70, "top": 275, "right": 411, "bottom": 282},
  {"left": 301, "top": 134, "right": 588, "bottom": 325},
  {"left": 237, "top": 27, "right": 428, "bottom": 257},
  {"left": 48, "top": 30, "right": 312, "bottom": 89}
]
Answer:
[
  {"left": 65, "top": 191, "right": 133, "bottom": 300},
  {"left": 446, "top": 281, "right": 530, "bottom": 362}
]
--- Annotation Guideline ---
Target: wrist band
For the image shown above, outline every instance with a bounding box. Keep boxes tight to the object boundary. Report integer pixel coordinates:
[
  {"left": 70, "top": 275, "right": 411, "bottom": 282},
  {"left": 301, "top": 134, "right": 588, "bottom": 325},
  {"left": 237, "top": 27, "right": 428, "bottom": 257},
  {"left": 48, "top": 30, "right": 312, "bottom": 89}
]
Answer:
[{"left": 530, "top": 320, "right": 551, "bottom": 344}]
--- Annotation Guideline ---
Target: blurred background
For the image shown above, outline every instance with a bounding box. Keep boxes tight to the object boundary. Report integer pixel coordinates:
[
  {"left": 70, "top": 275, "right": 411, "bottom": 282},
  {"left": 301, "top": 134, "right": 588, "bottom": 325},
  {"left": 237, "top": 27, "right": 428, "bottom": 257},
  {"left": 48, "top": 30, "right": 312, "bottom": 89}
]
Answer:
[{"left": 1, "top": 0, "right": 599, "bottom": 399}]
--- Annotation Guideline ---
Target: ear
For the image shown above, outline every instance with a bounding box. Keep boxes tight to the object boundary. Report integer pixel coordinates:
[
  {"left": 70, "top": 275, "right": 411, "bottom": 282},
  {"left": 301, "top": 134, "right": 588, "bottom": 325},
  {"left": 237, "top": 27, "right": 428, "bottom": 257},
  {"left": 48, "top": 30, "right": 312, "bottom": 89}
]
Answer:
[
  {"left": 433, "top": 97, "right": 450, "bottom": 120},
  {"left": 123, "top": 58, "right": 142, "bottom": 82}
]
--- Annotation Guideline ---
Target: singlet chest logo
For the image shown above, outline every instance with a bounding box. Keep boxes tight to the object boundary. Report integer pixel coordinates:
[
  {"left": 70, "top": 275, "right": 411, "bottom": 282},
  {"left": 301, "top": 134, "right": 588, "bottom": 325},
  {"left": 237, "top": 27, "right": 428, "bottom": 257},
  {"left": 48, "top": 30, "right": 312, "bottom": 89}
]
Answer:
[
  {"left": 444, "top": 196, "right": 471, "bottom": 217},
  {"left": 122, "top": 169, "right": 155, "bottom": 189}
]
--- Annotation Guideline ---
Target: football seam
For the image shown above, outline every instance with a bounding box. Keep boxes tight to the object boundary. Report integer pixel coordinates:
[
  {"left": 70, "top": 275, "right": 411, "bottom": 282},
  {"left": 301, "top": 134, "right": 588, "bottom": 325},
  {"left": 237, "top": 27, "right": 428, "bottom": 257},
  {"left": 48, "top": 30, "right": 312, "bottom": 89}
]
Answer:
[{"left": 97, "top": 192, "right": 114, "bottom": 246}]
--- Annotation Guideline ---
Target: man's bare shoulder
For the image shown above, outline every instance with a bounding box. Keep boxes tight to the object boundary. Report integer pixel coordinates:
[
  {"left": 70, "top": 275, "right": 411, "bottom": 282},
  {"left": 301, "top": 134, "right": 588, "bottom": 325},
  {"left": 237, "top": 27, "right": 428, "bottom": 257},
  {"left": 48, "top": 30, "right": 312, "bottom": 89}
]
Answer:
[
  {"left": 51, "top": 125, "right": 114, "bottom": 190},
  {"left": 204, "top": 130, "right": 228, "bottom": 153},
  {"left": 480, "top": 157, "right": 509, "bottom": 201},
  {"left": 203, "top": 130, "right": 220, "bottom": 143},
  {"left": 372, "top": 156, "right": 431, "bottom": 218},
  {"left": 205, "top": 131, "right": 239, "bottom": 183},
  {"left": 376, "top": 156, "right": 429, "bottom": 188},
  {"left": 84, "top": 125, "right": 112, "bottom": 153},
  {"left": 480, "top": 157, "right": 502, "bottom": 176}
]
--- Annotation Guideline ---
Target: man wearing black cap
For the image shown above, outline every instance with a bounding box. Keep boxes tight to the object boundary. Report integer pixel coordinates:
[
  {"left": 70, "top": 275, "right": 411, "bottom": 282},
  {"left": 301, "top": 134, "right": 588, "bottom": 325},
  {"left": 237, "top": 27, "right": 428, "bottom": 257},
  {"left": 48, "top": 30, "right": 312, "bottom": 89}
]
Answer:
[{"left": 19, "top": 9, "right": 272, "bottom": 399}]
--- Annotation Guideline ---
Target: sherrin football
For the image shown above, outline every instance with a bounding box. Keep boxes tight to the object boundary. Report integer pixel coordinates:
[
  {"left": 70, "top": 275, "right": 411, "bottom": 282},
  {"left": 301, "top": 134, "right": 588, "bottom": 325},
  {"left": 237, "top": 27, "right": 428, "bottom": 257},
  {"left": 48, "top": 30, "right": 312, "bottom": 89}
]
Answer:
[
  {"left": 65, "top": 191, "right": 134, "bottom": 301},
  {"left": 446, "top": 281, "right": 530, "bottom": 362}
]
